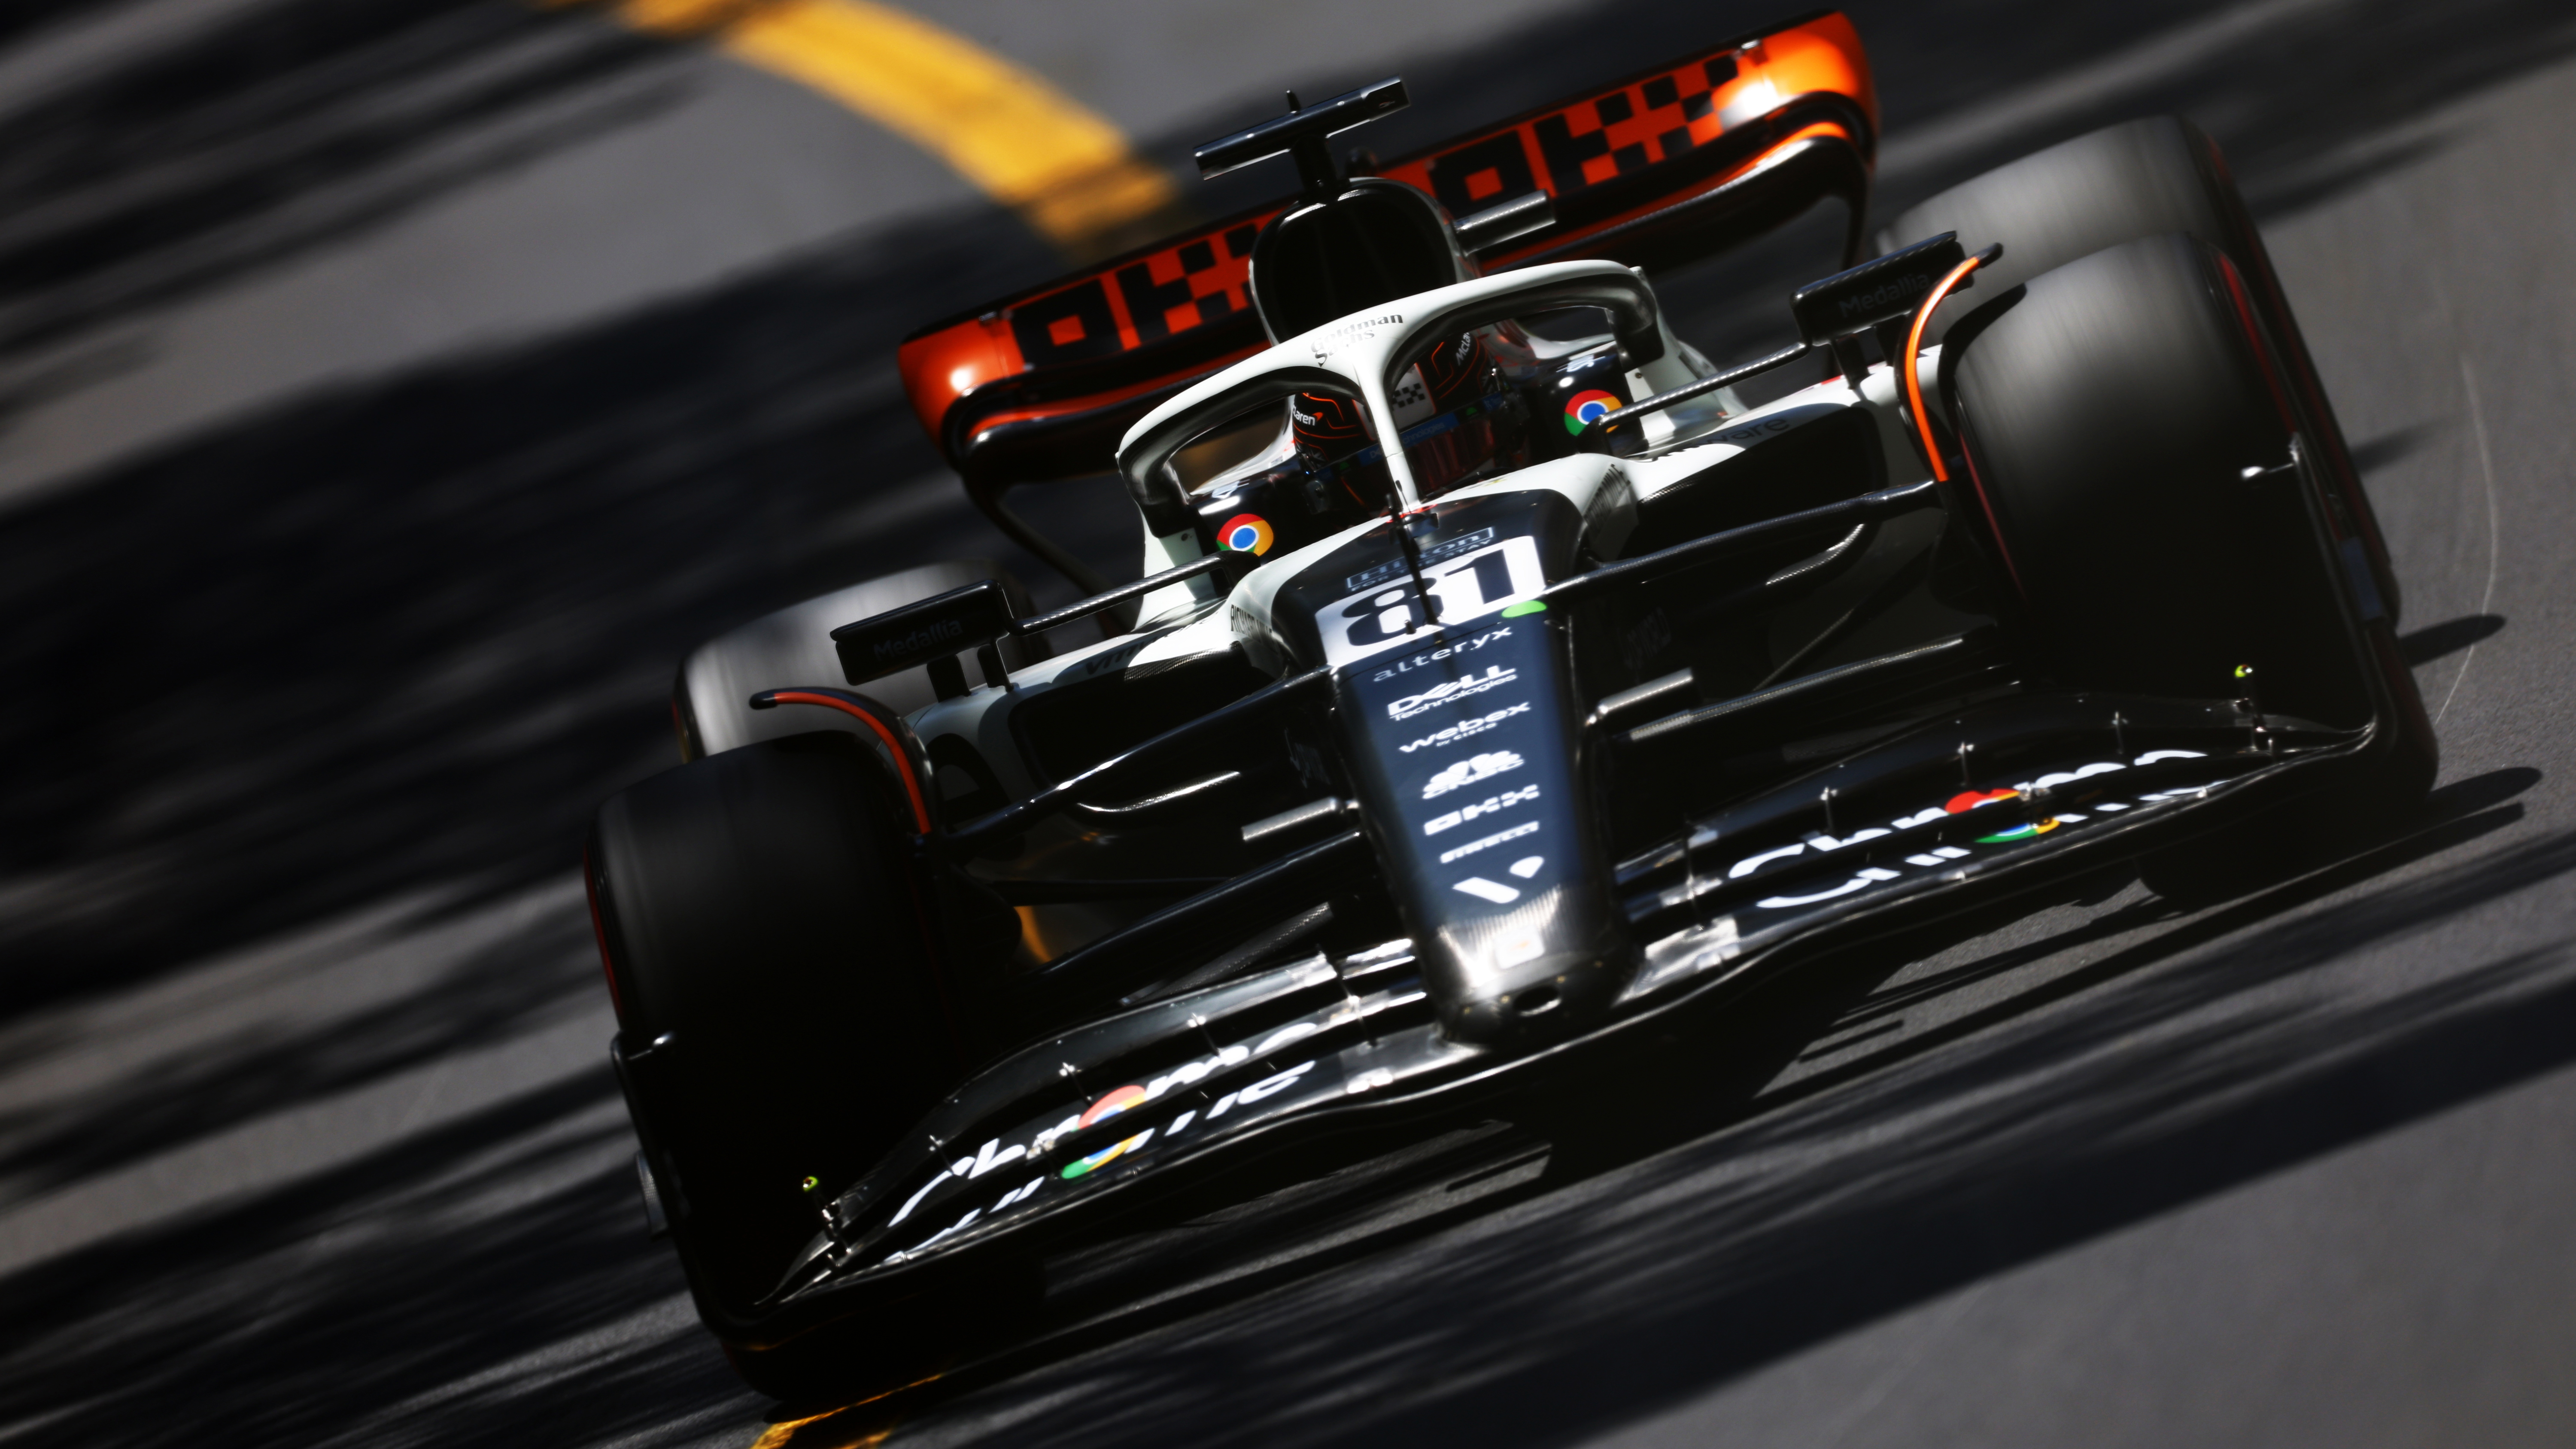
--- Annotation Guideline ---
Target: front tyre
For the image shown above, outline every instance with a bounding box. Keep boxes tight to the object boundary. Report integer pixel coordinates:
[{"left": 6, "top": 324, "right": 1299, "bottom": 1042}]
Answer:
[
  {"left": 588, "top": 732, "right": 966, "bottom": 1350},
  {"left": 1887, "top": 115, "right": 2402, "bottom": 625},
  {"left": 1947, "top": 234, "right": 2434, "bottom": 884}
]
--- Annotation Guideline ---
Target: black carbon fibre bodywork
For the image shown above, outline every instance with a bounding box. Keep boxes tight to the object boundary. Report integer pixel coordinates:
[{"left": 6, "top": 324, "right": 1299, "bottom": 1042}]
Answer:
[{"left": 1288, "top": 492, "right": 1623, "bottom": 1045}]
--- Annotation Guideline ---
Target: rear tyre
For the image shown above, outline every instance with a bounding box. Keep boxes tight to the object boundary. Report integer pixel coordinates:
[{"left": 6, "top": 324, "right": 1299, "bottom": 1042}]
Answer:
[
  {"left": 1946, "top": 234, "right": 2434, "bottom": 896},
  {"left": 588, "top": 732, "right": 968, "bottom": 1358},
  {"left": 1885, "top": 115, "right": 2401, "bottom": 624}
]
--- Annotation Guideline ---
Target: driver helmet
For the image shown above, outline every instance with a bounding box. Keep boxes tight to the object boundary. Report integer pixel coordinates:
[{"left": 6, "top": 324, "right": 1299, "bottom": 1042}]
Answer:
[{"left": 1291, "top": 331, "right": 1521, "bottom": 503}]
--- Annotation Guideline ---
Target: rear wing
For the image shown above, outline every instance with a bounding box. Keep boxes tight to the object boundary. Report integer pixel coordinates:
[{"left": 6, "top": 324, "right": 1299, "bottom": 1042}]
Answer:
[{"left": 898, "top": 9, "right": 1875, "bottom": 504}]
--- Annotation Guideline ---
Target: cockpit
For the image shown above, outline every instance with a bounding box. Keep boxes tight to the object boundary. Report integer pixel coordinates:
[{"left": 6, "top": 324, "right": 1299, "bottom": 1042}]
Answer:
[
  {"left": 1152, "top": 298, "right": 1730, "bottom": 566},
  {"left": 1121, "top": 85, "right": 1743, "bottom": 567}
]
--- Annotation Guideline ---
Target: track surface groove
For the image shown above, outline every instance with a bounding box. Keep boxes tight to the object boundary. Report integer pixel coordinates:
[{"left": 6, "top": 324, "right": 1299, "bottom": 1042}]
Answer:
[{"left": 2, "top": 2, "right": 2573, "bottom": 1446}]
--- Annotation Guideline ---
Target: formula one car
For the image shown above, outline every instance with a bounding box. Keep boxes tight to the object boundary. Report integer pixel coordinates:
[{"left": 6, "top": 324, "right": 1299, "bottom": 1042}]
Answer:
[{"left": 584, "top": 11, "right": 2431, "bottom": 1397}]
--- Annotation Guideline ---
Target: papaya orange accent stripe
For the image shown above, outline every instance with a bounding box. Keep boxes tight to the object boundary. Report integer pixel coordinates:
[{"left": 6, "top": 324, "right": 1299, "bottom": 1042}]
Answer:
[
  {"left": 1905, "top": 252, "right": 2023, "bottom": 598},
  {"left": 766, "top": 691, "right": 933, "bottom": 833},
  {"left": 1902, "top": 255, "right": 1980, "bottom": 486},
  {"left": 1013, "top": 905, "right": 1053, "bottom": 964}
]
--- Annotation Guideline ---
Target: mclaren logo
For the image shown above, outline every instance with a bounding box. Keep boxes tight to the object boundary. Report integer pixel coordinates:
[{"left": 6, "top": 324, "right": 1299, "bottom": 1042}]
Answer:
[
  {"left": 1835, "top": 271, "right": 1933, "bottom": 321},
  {"left": 873, "top": 619, "right": 965, "bottom": 663}
]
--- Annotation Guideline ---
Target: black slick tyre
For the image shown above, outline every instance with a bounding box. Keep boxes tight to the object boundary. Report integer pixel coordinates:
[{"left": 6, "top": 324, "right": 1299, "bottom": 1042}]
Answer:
[
  {"left": 1946, "top": 234, "right": 2434, "bottom": 895},
  {"left": 1885, "top": 115, "right": 2402, "bottom": 624},
  {"left": 587, "top": 731, "right": 965, "bottom": 1358},
  {"left": 1948, "top": 234, "right": 2351, "bottom": 707}
]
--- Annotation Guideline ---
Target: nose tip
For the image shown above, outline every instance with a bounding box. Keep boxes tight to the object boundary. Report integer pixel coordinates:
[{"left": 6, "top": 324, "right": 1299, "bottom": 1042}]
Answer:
[{"left": 1437, "top": 953, "right": 1624, "bottom": 1047}]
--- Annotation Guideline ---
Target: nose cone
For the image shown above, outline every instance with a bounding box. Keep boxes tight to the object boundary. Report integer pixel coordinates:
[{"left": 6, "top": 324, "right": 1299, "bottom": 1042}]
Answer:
[
  {"left": 1324, "top": 594, "right": 1634, "bottom": 1052},
  {"left": 1429, "top": 886, "right": 1628, "bottom": 1046}
]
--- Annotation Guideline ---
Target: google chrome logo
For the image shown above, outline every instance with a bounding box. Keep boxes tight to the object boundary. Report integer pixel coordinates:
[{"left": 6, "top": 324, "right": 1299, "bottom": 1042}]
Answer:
[
  {"left": 1218, "top": 513, "right": 1275, "bottom": 555},
  {"left": 1076, "top": 1084, "right": 1146, "bottom": 1128},
  {"left": 1061, "top": 1082, "right": 1151, "bottom": 1180},
  {"left": 1061, "top": 1133, "right": 1146, "bottom": 1179},
  {"left": 1944, "top": 787, "right": 2058, "bottom": 844},
  {"left": 1563, "top": 389, "right": 1622, "bottom": 435}
]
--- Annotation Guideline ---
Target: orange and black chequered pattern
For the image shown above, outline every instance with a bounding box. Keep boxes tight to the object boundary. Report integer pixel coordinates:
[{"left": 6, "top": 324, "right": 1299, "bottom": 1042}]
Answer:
[{"left": 896, "top": 11, "right": 1874, "bottom": 476}]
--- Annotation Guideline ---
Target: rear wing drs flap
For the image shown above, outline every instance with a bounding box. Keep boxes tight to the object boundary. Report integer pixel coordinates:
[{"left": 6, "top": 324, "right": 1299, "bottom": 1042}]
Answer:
[{"left": 897, "top": 9, "right": 1876, "bottom": 497}]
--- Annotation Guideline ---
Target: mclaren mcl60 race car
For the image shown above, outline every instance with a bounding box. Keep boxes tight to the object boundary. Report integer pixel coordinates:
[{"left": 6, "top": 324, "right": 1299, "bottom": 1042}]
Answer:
[{"left": 583, "top": 10, "right": 2433, "bottom": 1398}]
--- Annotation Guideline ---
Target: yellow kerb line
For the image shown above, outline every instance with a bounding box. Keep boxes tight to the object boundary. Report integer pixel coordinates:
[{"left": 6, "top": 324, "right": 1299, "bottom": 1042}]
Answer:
[
  {"left": 589, "top": 0, "right": 1179, "bottom": 250},
  {"left": 749, "top": 1410, "right": 895, "bottom": 1449},
  {"left": 747, "top": 1413, "right": 896, "bottom": 1443}
]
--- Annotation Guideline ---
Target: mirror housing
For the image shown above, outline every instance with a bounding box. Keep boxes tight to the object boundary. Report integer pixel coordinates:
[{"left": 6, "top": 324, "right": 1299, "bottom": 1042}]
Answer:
[
  {"left": 832, "top": 579, "right": 1013, "bottom": 687},
  {"left": 1791, "top": 232, "right": 1967, "bottom": 343}
]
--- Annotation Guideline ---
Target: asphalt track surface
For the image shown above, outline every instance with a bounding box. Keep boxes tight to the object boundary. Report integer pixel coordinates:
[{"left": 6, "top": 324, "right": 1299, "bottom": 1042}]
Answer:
[{"left": 2, "top": 2, "right": 2574, "bottom": 1445}]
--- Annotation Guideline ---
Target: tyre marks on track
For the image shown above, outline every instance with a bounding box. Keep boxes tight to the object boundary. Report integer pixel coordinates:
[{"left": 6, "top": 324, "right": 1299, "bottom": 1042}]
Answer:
[{"left": 2440, "top": 351, "right": 2501, "bottom": 725}]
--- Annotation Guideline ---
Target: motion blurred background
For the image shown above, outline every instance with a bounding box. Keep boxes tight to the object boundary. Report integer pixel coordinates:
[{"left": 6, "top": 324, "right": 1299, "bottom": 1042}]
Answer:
[{"left": 1, "top": 2, "right": 2573, "bottom": 1446}]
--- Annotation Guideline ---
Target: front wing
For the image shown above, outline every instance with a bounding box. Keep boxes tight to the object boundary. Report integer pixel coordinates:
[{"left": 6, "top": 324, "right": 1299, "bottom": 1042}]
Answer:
[{"left": 755, "top": 686, "right": 2392, "bottom": 1333}]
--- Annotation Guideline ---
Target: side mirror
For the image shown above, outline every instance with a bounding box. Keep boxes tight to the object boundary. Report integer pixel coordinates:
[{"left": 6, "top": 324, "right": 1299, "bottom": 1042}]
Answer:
[
  {"left": 832, "top": 579, "right": 1012, "bottom": 687},
  {"left": 1790, "top": 232, "right": 1968, "bottom": 343},
  {"left": 1791, "top": 231, "right": 1967, "bottom": 388}
]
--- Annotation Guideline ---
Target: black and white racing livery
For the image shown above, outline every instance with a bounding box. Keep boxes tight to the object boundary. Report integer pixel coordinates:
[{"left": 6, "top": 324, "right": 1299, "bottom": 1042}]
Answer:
[{"left": 583, "top": 66, "right": 2432, "bottom": 1399}]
